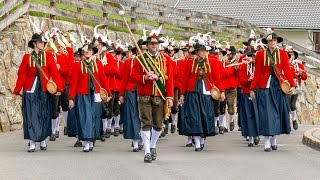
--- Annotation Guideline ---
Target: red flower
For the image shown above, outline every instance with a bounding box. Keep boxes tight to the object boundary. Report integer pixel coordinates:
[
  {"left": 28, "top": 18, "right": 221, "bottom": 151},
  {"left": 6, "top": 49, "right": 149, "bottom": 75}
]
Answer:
[{"left": 151, "top": 33, "right": 157, "bottom": 39}]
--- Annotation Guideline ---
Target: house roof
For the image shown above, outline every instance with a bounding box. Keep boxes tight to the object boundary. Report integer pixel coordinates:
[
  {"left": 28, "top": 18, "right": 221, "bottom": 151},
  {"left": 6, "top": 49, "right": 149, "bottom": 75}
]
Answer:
[{"left": 174, "top": 0, "right": 320, "bottom": 30}]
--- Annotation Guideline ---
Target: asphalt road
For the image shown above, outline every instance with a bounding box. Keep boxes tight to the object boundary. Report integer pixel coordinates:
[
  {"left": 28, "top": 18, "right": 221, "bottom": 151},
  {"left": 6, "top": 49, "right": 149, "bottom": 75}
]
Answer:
[{"left": 0, "top": 125, "right": 319, "bottom": 180}]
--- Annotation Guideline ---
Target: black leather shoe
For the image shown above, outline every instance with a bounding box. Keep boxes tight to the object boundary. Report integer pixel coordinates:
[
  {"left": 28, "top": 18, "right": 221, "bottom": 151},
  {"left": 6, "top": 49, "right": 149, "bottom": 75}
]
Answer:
[
  {"left": 224, "top": 127, "right": 228, "bottom": 133},
  {"left": 292, "top": 120, "right": 298, "bottom": 130},
  {"left": 161, "top": 130, "right": 166, "bottom": 137},
  {"left": 164, "top": 126, "right": 169, "bottom": 135},
  {"left": 171, "top": 124, "right": 176, "bottom": 134},
  {"left": 133, "top": 148, "right": 139, "bottom": 152},
  {"left": 49, "top": 134, "right": 56, "bottom": 141},
  {"left": 119, "top": 129, "right": 123, "bottom": 134},
  {"left": 186, "top": 143, "right": 193, "bottom": 147},
  {"left": 215, "top": 126, "right": 219, "bottom": 135},
  {"left": 28, "top": 148, "right": 35, "bottom": 152},
  {"left": 101, "top": 131, "right": 106, "bottom": 142},
  {"left": 150, "top": 148, "right": 157, "bottom": 160},
  {"left": 219, "top": 127, "right": 224, "bottom": 134},
  {"left": 106, "top": 129, "right": 111, "bottom": 138},
  {"left": 74, "top": 140, "right": 82, "bottom": 147},
  {"left": 64, "top": 127, "right": 67, "bottom": 135},
  {"left": 144, "top": 153, "right": 152, "bottom": 163},
  {"left": 229, "top": 122, "right": 234, "bottom": 131},
  {"left": 89, "top": 147, "right": 93, "bottom": 151},
  {"left": 138, "top": 144, "right": 144, "bottom": 150},
  {"left": 264, "top": 148, "right": 271, "bottom": 152},
  {"left": 254, "top": 137, "right": 260, "bottom": 145},
  {"left": 55, "top": 131, "right": 59, "bottom": 138},
  {"left": 271, "top": 145, "right": 278, "bottom": 150},
  {"left": 195, "top": 147, "right": 201, "bottom": 152},
  {"left": 248, "top": 143, "right": 254, "bottom": 147},
  {"left": 114, "top": 128, "right": 120, "bottom": 137},
  {"left": 83, "top": 149, "right": 90, "bottom": 152},
  {"left": 200, "top": 144, "right": 205, "bottom": 150},
  {"left": 40, "top": 146, "right": 47, "bottom": 151}
]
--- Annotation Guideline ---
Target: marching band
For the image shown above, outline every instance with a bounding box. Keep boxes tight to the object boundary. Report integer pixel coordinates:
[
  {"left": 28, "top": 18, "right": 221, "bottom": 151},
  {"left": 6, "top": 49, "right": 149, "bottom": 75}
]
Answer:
[{"left": 13, "top": 18, "right": 308, "bottom": 162}]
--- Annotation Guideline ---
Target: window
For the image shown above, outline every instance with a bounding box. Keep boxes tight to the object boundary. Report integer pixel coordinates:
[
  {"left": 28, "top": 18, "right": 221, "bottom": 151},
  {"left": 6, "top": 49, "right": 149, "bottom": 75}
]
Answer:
[{"left": 314, "top": 32, "right": 320, "bottom": 52}]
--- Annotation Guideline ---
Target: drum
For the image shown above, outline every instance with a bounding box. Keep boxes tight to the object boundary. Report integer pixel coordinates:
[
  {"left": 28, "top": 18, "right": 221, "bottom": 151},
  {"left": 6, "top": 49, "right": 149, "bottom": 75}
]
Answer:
[
  {"left": 100, "top": 88, "right": 109, "bottom": 101},
  {"left": 210, "top": 86, "right": 221, "bottom": 100},
  {"left": 46, "top": 79, "right": 57, "bottom": 94},
  {"left": 280, "top": 80, "right": 291, "bottom": 94}
]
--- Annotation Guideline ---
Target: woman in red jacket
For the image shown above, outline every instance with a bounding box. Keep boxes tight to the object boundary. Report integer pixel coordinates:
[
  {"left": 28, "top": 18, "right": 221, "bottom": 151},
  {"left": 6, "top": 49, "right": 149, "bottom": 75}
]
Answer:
[
  {"left": 179, "top": 43, "right": 225, "bottom": 151},
  {"left": 250, "top": 32, "right": 295, "bottom": 152},
  {"left": 286, "top": 46, "right": 308, "bottom": 130},
  {"left": 68, "top": 43, "right": 111, "bottom": 152},
  {"left": 13, "top": 33, "right": 63, "bottom": 152}
]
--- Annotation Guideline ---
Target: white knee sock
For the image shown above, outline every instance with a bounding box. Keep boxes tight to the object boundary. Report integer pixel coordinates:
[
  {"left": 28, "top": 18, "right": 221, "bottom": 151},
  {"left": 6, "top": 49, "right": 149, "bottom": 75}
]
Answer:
[
  {"left": 291, "top": 110, "right": 297, "bottom": 121},
  {"left": 62, "top": 111, "right": 68, "bottom": 127},
  {"left": 55, "top": 117, "right": 60, "bottom": 132},
  {"left": 114, "top": 115, "right": 120, "bottom": 128},
  {"left": 142, "top": 131, "right": 151, "bottom": 155},
  {"left": 200, "top": 137, "right": 205, "bottom": 145},
  {"left": 132, "top": 139, "right": 139, "bottom": 149},
  {"left": 51, "top": 119, "right": 56, "bottom": 134},
  {"left": 249, "top": 136, "right": 254, "bottom": 144},
  {"left": 40, "top": 140, "right": 46, "bottom": 147},
  {"left": 84, "top": 141, "right": 89, "bottom": 150},
  {"left": 215, "top": 117, "right": 219, "bottom": 126},
  {"left": 120, "top": 123, "right": 123, "bottom": 130},
  {"left": 89, "top": 141, "right": 94, "bottom": 148},
  {"left": 111, "top": 125, "right": 114, "bottom": 133},
  {"left": 187, "top": 136, "right": 192, "bottom": 144},
  {"left": 150, "top": 128, "right": 161, "bottom": 149},
  {"left": 29, "top": 140, "right": 35, "bottom": 149},
  {"left": 219, "top": 115, "right": 227, "bottom": 127},
  {"left": 230, "top": 114, "right": 235, "bottom": 123},
  {"left": 102, "top": 118, "right": 108, "bottom": 131},
  {"left": 264, "top": 136, "right": 271, "bottom": 149},
  {"left": 171, "top": 114, "right": 177, "bottom": 125},
  {"left": 106, "top": 118, "right": 112, "bottom": 129},
  {"left": 194, "top": 136, "right": 201, "bottom": 148},
  {"left": 271, "top": 135, "right": 277, "bottom": 146}
]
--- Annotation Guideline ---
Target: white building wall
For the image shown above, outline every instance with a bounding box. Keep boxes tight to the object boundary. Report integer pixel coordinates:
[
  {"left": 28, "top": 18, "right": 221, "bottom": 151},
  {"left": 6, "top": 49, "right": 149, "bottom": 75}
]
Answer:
[{"left": 276, "top": 30, "right": 314, "bottom": 50}]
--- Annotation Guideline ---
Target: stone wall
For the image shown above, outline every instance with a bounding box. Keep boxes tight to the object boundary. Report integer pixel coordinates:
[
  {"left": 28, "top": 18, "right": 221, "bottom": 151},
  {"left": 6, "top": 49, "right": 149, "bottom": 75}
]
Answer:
[{"left": 0, "top": 15, "right": 320, "bottom": 132}]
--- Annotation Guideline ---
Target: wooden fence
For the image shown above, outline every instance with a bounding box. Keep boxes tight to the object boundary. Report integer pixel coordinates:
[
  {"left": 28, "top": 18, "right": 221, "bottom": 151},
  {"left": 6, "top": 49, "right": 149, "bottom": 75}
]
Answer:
[{"left": 0, "top": 0, "right": 320, "bottom": 76}]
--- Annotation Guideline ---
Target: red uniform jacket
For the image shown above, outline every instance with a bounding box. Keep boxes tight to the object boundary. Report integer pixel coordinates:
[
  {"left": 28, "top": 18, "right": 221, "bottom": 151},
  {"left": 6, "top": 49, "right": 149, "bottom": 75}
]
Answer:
[
  {"left": 13, "top": 52, "right": 63, "bottom": 94},
  {"left": 289, "top": 61, "right": 308, "bottom": 86},
  {"left": 130, "top": 52, "right": 174, "bottom": 100},
  {"left": 65, "top": 47, "right": 75, "bottom": 84},
  {"left": 221, "top": 60, "right": 238, "bottom": 89},
  {"left": 239, "top": 63, "right": 254, "bottom": 94},
  {"left": 119, "top": 57, "right": 136, "bottom": 95},
  {"left": 172, "top": 59, "right": 183, "bottom": 89},
  {"left": 69, "top": 60, "right": 110, "bottom": 100},
  {"left": 251, "top": 48, "right": 295, "bottom": 89},
  {"left": 180, "top": 55, "right": 224, "bottom": 94},
  {"left": 236, "top": 54, "right": 247, "bottom": 88},
  {"left": 103, "top": 52, "right": 121, "bottom": 91},
  {"left": 54, "top": 53, "right": 69, "bottom": 89}
]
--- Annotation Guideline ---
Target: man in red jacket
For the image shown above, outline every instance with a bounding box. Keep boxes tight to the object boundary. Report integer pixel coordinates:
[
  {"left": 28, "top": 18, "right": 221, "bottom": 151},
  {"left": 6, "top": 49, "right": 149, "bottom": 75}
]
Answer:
[
  {"left": 286, "top": 46, "right": 308, "bottom": 130},
  {"left": 131, "top": 28, "right": 174, "bottom": 163},
  {"left": 250, "top": 32, "right": 295, "bottom": 152}
]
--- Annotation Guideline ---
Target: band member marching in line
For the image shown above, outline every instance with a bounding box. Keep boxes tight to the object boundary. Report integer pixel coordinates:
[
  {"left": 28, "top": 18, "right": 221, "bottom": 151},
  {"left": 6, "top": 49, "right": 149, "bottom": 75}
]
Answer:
[
  {"left": 13, "top": 30, "right": 63, "bottom": 152},
  {"left": 179, "top": 39, "right": 225, "bottom": 151},
  {"left": 250, "top": 30, "right": 295, "bottom": 152},
  {"left": 239, "top": 49, "right": 260, "bottom": 147},
  {"left": 68, "top": 42, "right": 111, "bottom": 152},
  {"left": 130, "top": 25, "right": 174, "bottom": 163},
  {"left": 286, "top": 46, "right": 308, "bottom": 130}
]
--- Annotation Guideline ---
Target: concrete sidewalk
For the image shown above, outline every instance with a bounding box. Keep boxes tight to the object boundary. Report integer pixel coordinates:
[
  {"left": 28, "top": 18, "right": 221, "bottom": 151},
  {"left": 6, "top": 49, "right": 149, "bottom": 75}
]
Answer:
[{"left": 302, "top": 128, "right": 320, "bottom": 151}]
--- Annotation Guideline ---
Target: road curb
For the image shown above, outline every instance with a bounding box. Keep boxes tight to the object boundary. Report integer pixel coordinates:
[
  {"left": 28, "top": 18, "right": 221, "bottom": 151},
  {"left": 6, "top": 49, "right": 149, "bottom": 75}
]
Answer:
[{"left": 302, "top": 128, "right": 320, "bottom": 151}]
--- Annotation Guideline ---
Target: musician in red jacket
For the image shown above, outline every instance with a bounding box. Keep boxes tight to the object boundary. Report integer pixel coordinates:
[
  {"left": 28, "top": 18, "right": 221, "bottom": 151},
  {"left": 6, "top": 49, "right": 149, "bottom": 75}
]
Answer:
[
  {"left": 286, "top": 46, "right": 308, "bottom": 130},
  {"left": 250, "top": 32, "right": 295, "bottom": 152},
  {"left": 179, "top": 43, "right": 225, "bottom": 151},
  {"left": 68, "top": 43, "right": 111, "bottom": 152},
  {"left": 130, "top": 28, "right": 174, "bottom": 163},
  {"left": 13, "top": 33, "right": 63, "bottom": 152}
]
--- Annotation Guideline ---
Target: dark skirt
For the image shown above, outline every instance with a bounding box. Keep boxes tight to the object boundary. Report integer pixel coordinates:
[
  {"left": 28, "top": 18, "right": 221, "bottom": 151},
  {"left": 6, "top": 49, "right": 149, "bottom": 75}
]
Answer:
[
  {"left": 22, "top": 78, "right": 52, "bottom": 142},
  {"left": 180, "top": 80, "right": 215, "bottom": 137},
  {"left": 237, "top": 88, "right": 242, "bottom": 127},
  {"left": 256, "top": 75, "right": 291, "bottom": 136},
  {"left": 75, "top": 83, "right": 96, "bottom": 141},
  {"left": 239, "top": 94, "right": 259, "bottom": 137},
  {"left": 121, "top": 90, "right": 141, "bottom": 140},
  {"left": 93, "top": 102, "right": 102, "bottom": 140},
  {"left": 67, "top": 107, "right": 78, "bottom": 137}
]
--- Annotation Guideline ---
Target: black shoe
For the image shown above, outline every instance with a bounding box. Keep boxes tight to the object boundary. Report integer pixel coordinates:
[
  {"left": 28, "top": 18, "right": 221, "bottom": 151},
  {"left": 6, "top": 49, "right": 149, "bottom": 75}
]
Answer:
[
  {"left": 195, "top": 147, "right": 201, "bottom": 152},
  {"left": 111, "top": 131, "right": 115, "bottom": 135},
  {"left": 74, "top": 140, "right": 82, "bottom": 147},
  {"left": 89, "top": 147, "right": 94, "bottom": 151},
  {"left": 229, "top": 122, "right": 234, "bottom": 131},
  {"left": 64, "top": 127, "right": 67, "bottom": 135},
  {"left": 114, "top": 128, "right": 120, "bottom": 137},
  {"left": 170, "top": 124, "right": 176, "bottom": 134},
  {"left": 55, "top": 131, "right": 59, "bottom": 138},
  {"left": 271, "top": 145, "right": 278, "bottom": 150},
  {"left": 292, "top": 120, "right": 298, "bottom": 130},
  {"left": 164, "top": 126, "right": 169, "bottom": 134},
  {"left": 49, "top": 134, "right": 56, "bottom": 141},
  {"left": 254, "top": 137, "right": 260, "bottom": 145},
  {"left": 133, "top": 148, "right": 139, "bottom": 152},
  {"left": 192, "top": 138, "right": 195, "bottom": 144},
  {"left": 106, "top": 129, "right": 111, "bottom": 138},
  {"left": 83, "top": 149, "right": 90, "bottom": 152},
  {"left": 28, "top": 148, "right": 35, "bottom": 152},
  {"left": 119, "top": 129, "right": 123, "bottom": 134},
  {"left": 40, "top": 145, "right": 47, "bottom": 150},
  {"left": 186, "top": 143, "right": 193, "bottom": 147},
  {"left": 161, "top": 130, "right": 166, "bottom": 137},
  {"left": 150, "top": 148, "right": 157, "bottom": 160},
  {"left": 144, "top": 153, "right": 152, "bottom": 163},
  {"left": 215, "top": 126, "right": 219, "bottom": 135},
  {"left": 224, "top": 127, "right": 228, "bottom": 133},
  {"left": 219, "top": 127, "right": 224, "bottom": 134},
  {"left": 101, "top": 131, "right": 106, "bottom": 142},
  {"left": 200, "top": 144, "right": 204, "bottom": 150},
  {"left": 238, "top": 127, "right": 241, "bottom": 131},
  {"left": 248, "top": 143, "right": 254, "bottom": 147},
  {"left": 264, "top": 148, "right": 271, "bottom": 152},
  {"left": 138, "top": 144, "right": 144, "bottom": 150}
]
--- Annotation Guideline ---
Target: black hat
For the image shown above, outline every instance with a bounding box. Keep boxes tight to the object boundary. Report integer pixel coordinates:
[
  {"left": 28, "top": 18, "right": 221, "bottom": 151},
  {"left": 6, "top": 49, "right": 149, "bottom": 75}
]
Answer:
[
  {"left": 137, "top": 39, "right": 144, "bottom": 46},
  {"left": 190, "top": 43, "right": 206, "bottom": 54},
  {"left": 210, "top": 48, "right": 227, "bottom": 56},
  {"left": 28, "top": 33, "right": 46, "bottom": 49},
  {"left": 246, "top": 49, "right": 257, "bottom": 57},
  {"left": 243, "top": 38, "right": 255, "bottom": 46},
  {"left": 143, "top": 35, "right": 165, "bottom": 44},
  {"left": 78, "top": 43, "right": 98, "bottom": 55},
  {"left": 286, "top": 47, "right": 299, "bottom": 60},
  {"left": 165, "top": 46, "right": 180, "bottom": 54},
  {"left": 126, "top": 45, "right": 137, "bottom": 55},
  {"left": 262, "top": 33, "right": 283, "bottom": 44},
  {"left": 226, "top": 46, "right": 237, "bottom": 54}
]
